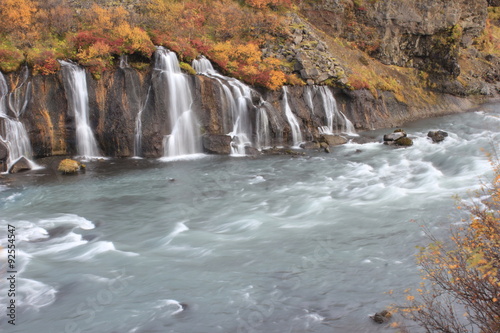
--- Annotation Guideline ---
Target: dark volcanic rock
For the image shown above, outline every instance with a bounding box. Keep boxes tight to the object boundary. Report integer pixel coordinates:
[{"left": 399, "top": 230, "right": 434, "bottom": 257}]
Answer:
[
  {"left": 202, "top": 134, "right": 232, "bottom": 155},
  {"left": 0, "top": 141, "right": 8, "bottom": 161},
  {"left": 8, "top": 157, "right": 31, "bottom": 174},
  {"left": 370, "top": 310, "right": 392, "bottom": 324},
  {"left": 395, "top": 137, "right": 414, "bottom": 146},
  {"left": 428, "top": 130, "right": 449, "bottom": 143}
]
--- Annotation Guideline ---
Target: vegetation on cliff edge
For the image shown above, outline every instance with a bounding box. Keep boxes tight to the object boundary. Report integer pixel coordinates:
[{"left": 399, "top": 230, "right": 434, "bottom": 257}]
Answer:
[{"left": 0, "top": 0, "right": 294, "bottom": 89}]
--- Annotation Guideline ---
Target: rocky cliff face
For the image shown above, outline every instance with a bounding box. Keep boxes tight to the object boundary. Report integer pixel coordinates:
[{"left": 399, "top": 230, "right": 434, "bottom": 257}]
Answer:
[
  {"left": 1, "top": 0, "right": 498, "bottom": 160},
  {"left": 1, "top": 63, "right": 480, "bottom": 160},
  {"left": 299, "top": 0, "right": 499, "bottom": 94}
]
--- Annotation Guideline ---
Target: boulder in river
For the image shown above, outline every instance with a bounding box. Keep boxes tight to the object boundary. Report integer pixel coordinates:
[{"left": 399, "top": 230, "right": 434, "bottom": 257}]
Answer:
[
  {"left": 370, "top": 310, "right": 392, "bottom": 324},
  {"left": 58, "top": 159, "right": 84, "bottom": 174},
  {"left": 395, "top": 136, "right": 414, "bottom": 146},
  {"left": 300, "top": 141, "right": 321, "bottom": 149},
  {"left": 383, "top": 129, "right": 407, "bottom": 143},
  {"left": 427, "top": 130, "right": 448, "bottom": 143},
  {"left": 202, "top": 134, "right": 231, "bottom": 155},
  {"left": 8, "top": 156, "right": 32, "bottom": 174},
  {"left": 319, "top": 134, "right": 348, "bottom": 146}
]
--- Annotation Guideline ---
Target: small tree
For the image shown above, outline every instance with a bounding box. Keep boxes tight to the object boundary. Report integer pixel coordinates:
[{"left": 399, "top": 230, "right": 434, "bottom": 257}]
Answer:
[{"left": 402, "top": 152, "right": 500, "bottom": 332}]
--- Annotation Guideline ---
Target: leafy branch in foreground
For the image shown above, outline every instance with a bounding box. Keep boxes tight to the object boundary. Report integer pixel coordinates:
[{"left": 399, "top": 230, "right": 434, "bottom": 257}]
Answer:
[{"left": 397, "top": 150, "right": 500, "bottom": 333}]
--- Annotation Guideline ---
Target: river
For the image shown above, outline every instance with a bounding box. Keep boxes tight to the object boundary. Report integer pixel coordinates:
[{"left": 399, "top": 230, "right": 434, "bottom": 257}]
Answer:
[{"left": 1, "top": 103, "right": 499, "bottom": 333}]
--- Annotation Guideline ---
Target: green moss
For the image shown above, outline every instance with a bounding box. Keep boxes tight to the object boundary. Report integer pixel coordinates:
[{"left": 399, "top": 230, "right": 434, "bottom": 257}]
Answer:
[
  {"left": 179, "top": 62, "right": 196, "bottom": 75},
  {"left": 395, "top": 137, "right": 413, "bottom": 146},
  {"left": 130, "top": 62, "right": 150, "bottom": 71},
  {"left": 0, "top": 44, "right": 24, "bottom": 73}
]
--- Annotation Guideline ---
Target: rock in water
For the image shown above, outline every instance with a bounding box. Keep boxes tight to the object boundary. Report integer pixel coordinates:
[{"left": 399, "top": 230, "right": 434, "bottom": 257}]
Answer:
[
  {"left": 427, "top": 130, "right": 448, "bottom": 143},
  {"left": 8, "top": 156, "right": 32, "bottom": 174},
  {"left": 319, "top": 134, "right": 348, "bottom": 146},
  {"left": 384, "top": 129, "right": 407, "bottom": 143},
  {"left": 58, "top": 159, "right": 83, "bottom": 174},
  {"left": 395, "top": 137, "right": 414, "bottom": 146},
  {"left": 202, "top": 134, "right": 232, "bottom": 155},
  {"left": 370, "top": 310, "right": 392, "bottom": 324}
]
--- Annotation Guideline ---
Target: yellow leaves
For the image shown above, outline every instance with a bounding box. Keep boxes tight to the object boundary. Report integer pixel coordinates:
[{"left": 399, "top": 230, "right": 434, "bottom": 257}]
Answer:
[
  {"left": 0, "top": 0, "right": 36, "bottom": 32},
  {"left": 267, "top": 70, "right": 286, "bottom": 90},
  {"left": 210, "top": 40, "right": 286, "bottom": 89}
]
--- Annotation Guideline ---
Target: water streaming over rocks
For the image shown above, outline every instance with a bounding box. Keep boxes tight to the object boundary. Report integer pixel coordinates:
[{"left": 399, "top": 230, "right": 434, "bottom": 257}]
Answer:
[
  {"left": 194, "top": 57, "right": 252, "bottom": 155},
  {"left": 3, "top": 103, "right": 498, "bottom": 332},
  {"left": 155, "top": 47, "right": 202, "bottom": 159},
  {"left": 0, "top": 70, "right": 35, "bottom": 169},
  {"left": 60, "top": 61, "right": 101, "bottom": 159},
  {"left": 306, "top": 85, "right": 357, "bottom": 135},
  {"left": 282, "top": 86, "right": 303, "bottom": 147}
]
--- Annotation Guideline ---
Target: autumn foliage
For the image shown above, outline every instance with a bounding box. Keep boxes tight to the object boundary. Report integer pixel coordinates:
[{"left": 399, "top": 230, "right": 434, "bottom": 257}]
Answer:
[
  {"left": 0, "top": 0, "right": 292, "bottom": 88},
  {"left": 400, "top": 152, "right": 500, "bottom": 332}
]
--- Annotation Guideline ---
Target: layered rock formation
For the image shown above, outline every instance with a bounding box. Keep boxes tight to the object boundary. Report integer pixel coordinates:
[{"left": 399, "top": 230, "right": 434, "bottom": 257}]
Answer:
[{"left": 0, "top": 0, "right": 497, "bottom": 160}]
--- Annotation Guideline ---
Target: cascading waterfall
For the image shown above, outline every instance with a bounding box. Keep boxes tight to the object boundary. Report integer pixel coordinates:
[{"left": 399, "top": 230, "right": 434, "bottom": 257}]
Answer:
[
  {"left": 256, "top": 103, "right": 272, "bottom": 150},
  {"left": 60, "top": 61, "right": 101, "bottom": 158},
  {"left": 282, "top": 86, "right": 303, "bottom": 147},
  {"left": 306, "top": 86, "right": 356, "bottom": 135},
  {"left": 156, "top": 47, "right": 201, "bottom": 158},
  {"left": 192, "top": 56, "right": 215, "bottom": 74},
  {"left": 0, "top": 70, "right": 35, "bottom": 169},
  {"left": 193, "top": 56, "right": 270, "bottom": 155},
  {"left": 133, "top": 86, "right": 151, "bottom": 157}
]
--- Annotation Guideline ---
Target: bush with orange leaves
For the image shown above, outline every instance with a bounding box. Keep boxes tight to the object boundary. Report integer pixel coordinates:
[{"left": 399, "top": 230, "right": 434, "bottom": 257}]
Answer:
[{"left": 400, "top": 151, "right": 500, "bottom": 333}]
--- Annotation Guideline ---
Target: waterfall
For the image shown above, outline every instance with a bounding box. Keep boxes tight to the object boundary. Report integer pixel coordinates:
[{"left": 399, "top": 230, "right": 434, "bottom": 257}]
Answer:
[
  {"left": 0, "top": 70, "right": 35, "bottom": 169},
  {"left": 119, "top": 55, "right": 129, "bottom": 69},
  {"left": 282, "top": 87, "right": 303, "bottom": 147},
  {"left": 156, "top": 47, "right": 201, "bottom": 158},
  {"left": 133, "top": 86, "right": 151, "bottom": 157},
  {"left": 192, "top": 56, "right": 267, "bottom": 155},
  {"left": 306, "top": 86, "right": 356, "bottom": 135},
  {"left": 60, "top": 61, "right": 101, "bottom": 158},
  {"left": 192, "top": 56, "right": 215, "bottom": 74},
  {"left": 256, "top": 102, "right": 272, "bottom": 150}
]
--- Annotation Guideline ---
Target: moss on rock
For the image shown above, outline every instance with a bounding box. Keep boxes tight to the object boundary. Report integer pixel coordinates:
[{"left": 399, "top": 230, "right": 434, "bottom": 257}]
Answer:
[{"left": 58, "top": 159, "right": 84, "bottom": 174}]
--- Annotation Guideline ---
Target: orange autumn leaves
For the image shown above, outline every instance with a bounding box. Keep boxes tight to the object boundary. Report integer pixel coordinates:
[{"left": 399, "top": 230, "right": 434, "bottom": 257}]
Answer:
[
  {"left": 400, "top": 155, "right": 500, "bottom": 332},
  {"left": 0, "top": 0, "right": 293, "bottom": 90},
  {"left": 142, "top": 0, "right": 292, "bottom": 90},
  {"left": 210, "top": 42, "right": 286, "bottom": 90}
]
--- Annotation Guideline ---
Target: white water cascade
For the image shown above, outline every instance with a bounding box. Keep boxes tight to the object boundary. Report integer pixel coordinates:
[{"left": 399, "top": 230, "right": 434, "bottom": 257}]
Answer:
[
  {"left": 193, "top": 56, "right": 270, "bottom": 155},
  {"left": 282, "top": 86, "right": 303, "bottom": 147},
  {"left": 60, "top": 61, "right": 101, "bottom": 158},
  {"left": 256, "top": 103, "right": 272, "bottom": 150},
  {"left": 306, "top": 86, "right": 356, "bottom": 135},
  {"left": 156, "top": 47, "right": 201, "bottom": 158},
  {"left": 133, "top": 86, "right": 151, "bottom": 157},
  {"left": 0, "top": 70, "right": 35, "bottom": 169}
]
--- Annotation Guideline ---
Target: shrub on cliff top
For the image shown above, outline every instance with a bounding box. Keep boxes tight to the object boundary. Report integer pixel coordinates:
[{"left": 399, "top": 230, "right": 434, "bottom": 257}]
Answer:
[{"left": 0, "top": 46, "right": 24, "bottom": 73}]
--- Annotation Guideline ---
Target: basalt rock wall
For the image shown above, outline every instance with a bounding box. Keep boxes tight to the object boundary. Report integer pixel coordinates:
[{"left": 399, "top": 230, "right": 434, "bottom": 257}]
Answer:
[{"left": 2, "top": 66, "right": 483, "bottom": 159}]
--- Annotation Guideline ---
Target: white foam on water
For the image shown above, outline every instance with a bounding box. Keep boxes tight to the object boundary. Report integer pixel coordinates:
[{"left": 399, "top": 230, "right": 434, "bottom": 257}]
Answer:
[
  {"left": 160, "top": 222, "right": 189, "bottom": 245},
  {"left": 30, "top": 232, "right": 87, "bottom": 256},
  {"left": 37, "top": 214, "right": 95, "bottom": 230},
  {"left": 212, "top": 219, "right": 262, "bottom": 234},
  {"left": 159, "top": 153, "right": 207, "bottom": 162},
  {"left": 17, "top": 278, "right": 57, "bottom": 310},
  {"left": 249, "top": 175, "right": 266, "bottom": 184},
  {"left": 154, "top": 299, "right": 185, "bottom": 315},
  {"left": 4, "top": 192, "right": 22, "bottom": 202},
  {"left": 71, "top": 241, "right": 133, "bottom": 262}
]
